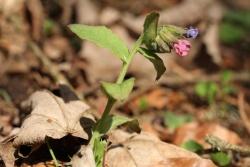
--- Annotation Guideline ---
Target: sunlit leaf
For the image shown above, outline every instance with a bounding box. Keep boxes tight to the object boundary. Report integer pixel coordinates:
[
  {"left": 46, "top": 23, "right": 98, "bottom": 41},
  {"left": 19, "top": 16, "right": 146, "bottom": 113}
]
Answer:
[
  {"left": 181, "top": 140, "right": 203, "bottom": 153},
  {"left": 69, "top": 24, "right": 129, "bottom": 62},
  {"left": 93, "top": 138, "right": 107, "bottom": 167},
  {"left": 101, "top": 78, "right": 134, "bottom": 101},
  {"left": 210, "top": 152, "right": 231, "bottom": 166},
  {"left": 220, "top": 70, "right": 232, "bottom": 84},
  {"left": 195, "top": 81, "right": 208, "bottom": 98},
  {"left": 97, "top": 115, "right": 140, "bottom": 134},
  {"left": 164, "top": 111, "right": 193, "bottom": 131},
  {"left": 207, "top": 82, "right": 218, "bottom": 104}
]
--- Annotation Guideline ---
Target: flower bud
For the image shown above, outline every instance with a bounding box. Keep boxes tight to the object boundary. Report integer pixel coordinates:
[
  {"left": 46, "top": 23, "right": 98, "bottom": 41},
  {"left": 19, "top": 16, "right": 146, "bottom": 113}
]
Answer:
[
  {"left": 173, "top": 40, "right": 191, "bottom": 56},
  {"left": 147, "top": 25, "right": 187, "bottom": 53},
  {"left": 185, "top": 27, "right": 199, "bottom": 39}
]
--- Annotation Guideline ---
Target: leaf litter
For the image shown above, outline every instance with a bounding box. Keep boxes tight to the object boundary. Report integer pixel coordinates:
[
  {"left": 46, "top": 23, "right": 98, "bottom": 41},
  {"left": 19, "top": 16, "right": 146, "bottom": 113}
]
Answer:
[
  {"left": 105, "top": 130, "right": 216, "bottom": 167},
  {"left": 14, "top": 90, "right": 94, "bottom": 146},
  {"left": 1, "top": 0, "right": 250, "bottom": 166}
]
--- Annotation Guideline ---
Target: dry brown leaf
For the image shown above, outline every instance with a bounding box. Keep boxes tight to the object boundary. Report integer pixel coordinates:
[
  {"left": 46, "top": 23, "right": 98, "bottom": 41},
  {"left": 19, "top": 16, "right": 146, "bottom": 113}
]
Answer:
[
  {"left": 100, "top": 7, "right": 120, "bottom": 25},
  {"left": 127, "top": 87, "right": 186, "bottom": 112},
  {"left": 105, "top": 130, "right": 216, "bottom": 167},
  {"left": 13, "top": 90, "right": 94, "bottom": 146},
  {"left": 71, "top": 145, "right": 95, "bottom": 167},
  {"left": 43, "top": 36, "right": 72, "bottom": 60},
  {"left": 0, "top": 137, "right": 16, "bottom": 167},
  {"left": 0, "top": 0, "right": 29, "bottom": 55},
  {"left": 76, "top": 0, "right": 99, "bottom": 25},
  {"left": 0, "top": 100, "right": 18, "bottom": 136},
  {"left": 26, "top": 0, "right": 44, "bottom": 41},
  {"left": 173, "top": 122, "right": 241, "bottom": 148}
]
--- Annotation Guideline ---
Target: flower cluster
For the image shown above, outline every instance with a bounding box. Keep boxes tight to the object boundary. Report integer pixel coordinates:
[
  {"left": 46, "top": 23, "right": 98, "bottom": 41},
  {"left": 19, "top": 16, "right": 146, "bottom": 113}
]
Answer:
[{"left": 151, "top": 26, "right": 199, "bottom": 57}]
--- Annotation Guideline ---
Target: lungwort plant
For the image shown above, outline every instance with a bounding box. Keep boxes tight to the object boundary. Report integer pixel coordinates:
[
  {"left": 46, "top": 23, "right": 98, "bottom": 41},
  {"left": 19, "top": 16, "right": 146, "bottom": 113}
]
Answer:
[{"left": 68, "top": 12, "right": 198, "bottom": 166}]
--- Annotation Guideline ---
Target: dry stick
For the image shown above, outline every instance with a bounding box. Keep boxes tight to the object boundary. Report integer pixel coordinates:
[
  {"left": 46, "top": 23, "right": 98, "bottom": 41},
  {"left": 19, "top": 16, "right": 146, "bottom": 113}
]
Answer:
[
  {"left": 238, "top": 92, "right": 250, "bottom": 134},
  {"left": 29, "top": 42, "right": 71, "bottom": 86},
  {"left": 0, "top": 88, "right": 12, "bottom": 103}
]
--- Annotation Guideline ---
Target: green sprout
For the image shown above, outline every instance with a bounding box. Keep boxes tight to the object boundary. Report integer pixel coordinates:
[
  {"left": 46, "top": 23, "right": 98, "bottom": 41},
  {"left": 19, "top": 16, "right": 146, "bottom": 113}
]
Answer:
[{"left": 195, "top": 70, "right": 235, "bottom": 105}]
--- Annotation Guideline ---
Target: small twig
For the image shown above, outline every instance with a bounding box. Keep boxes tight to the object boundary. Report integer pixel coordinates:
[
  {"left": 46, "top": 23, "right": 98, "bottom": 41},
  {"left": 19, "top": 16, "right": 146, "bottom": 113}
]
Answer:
[
  {"left": 205, "top": 135, "right": 250, "bottom": 155},
  {"left": 29, "top": 42, "right": 70, "bottom": 86},
  {"left": 238, "top": 92, "right": 250, "bottom": 134},
  {"left": 46, "top": 138, "right": 60, "bottom": 167},
  {"left": 0, "top": 88, "right": 12, "bottom": 103}
]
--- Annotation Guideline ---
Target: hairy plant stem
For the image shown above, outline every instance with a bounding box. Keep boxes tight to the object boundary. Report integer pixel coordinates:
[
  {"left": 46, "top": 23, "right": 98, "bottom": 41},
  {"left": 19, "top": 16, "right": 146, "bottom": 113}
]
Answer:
[
  {"left": 90, "top": 35, "right": 144, "bottom": 146},
  {"left": 46, "top": 138, "right": 60, "bottom": 167}
]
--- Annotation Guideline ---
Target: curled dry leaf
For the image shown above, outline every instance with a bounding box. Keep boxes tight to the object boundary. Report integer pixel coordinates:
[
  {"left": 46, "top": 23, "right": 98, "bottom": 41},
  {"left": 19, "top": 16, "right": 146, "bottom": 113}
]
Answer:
[
  {"left": 105, "top": 130, "right": 216, "bottom": 167},
  {"left": 13, "top": 90, "right": 94, "bottom": 146}
]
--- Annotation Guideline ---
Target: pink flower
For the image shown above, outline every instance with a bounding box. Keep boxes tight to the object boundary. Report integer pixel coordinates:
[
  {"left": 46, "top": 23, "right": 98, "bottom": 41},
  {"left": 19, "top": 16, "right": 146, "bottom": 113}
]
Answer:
[{"left": 173, "top": 40, "right": 191, "bottom": 56}]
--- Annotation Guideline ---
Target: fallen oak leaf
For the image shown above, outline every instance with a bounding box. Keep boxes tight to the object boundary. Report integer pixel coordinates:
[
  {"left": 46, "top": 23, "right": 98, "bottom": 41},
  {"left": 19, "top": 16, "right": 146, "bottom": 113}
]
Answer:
[
  {"left": 105, "top": 130, "right": 216, "bottom": 167},
  {"left": 13, "top": 90, "right": 94, "bottom": 146}
]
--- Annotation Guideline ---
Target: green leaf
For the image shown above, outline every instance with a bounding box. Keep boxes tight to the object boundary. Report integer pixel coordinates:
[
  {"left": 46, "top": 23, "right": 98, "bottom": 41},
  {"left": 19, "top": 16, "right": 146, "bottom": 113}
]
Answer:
[
  {"left": 68, "top": 24, "right": 129, "bottom": 62},
  {"left": 43, "top": 19, "right": 55, "bottom": 36},
  {"left": 97, "top": 115, "right": 140, "bottom": 134},
  {"left": 195, "top": 81, "right": 218, "bottom": 104},
  {"left": 139, "top": 48, "right": 166, "bottom": 80},
  {"left": 101, "top": 78, "right": 134, "bottom": 101},
  {"left": 164, "top": 112, "right": 193, "bottom": 131},
  {"left": 195, "top": 81, "right": 208, "bottom": 98},
  {"left": 210, "top": 152, "right": 231, "bottom": 166},
  {"left": 222, "top": 86, "right": 235, "bottom": 95},
  {"left": 207, "top": 82, "right": 218, "bottom": 104},
  {"left": 93, "top": 138, "right": 107, "bottom": 167},
  {"left": 181, "top": 140, "right": 203, "bottom": 153},
  {"left": 219, "top": 22, "right": 245, "bottom": 44},
  {"left": 224, "top": 10, "right": 250, "bottom": 29},
  {"left": 143, "top": 12, "right": 159, "bottom": 48},
  {"left": 138, "top": 97, "right": 149, "bottom": 111},
  {"left": 220, "top": 70, "right": 232, "bottom": 85}
]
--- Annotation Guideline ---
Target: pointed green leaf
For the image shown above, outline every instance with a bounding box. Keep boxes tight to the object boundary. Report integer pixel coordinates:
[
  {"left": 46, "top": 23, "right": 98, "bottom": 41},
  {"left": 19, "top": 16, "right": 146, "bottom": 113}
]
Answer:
[
  {"left": 98, "top": 115, "right": 140, "bottom": 134},
  {"left": 164, "top": 111, "right": 193, "bottom": 131},
  {"left": 181, "top": 140, "right": 203, "bottom": 153},
  {"left": 143, "top": 12, "right": 159, "bottom": 47},
  {"left": 101, "top": 78, "right": 134, "bottom": 101},
  {"left": 139, "top": 47, "right": 166, "bottom": 80},
  {"left": 195, "top": 81, "right": 208, "bottom": 98},
  {"left": 68, "top": 24, "right": 129, "bottom": 62},
  {"left": 211, "top": 152, "right": 231, "bottom": 166}
]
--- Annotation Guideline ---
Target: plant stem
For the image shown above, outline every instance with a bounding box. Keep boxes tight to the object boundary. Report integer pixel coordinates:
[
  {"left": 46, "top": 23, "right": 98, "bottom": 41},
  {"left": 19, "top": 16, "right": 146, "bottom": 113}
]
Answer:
[
  {"left": 116, "top": 34, "right": 144, "bottom": 84},
  {"left": 99, "top": 34, "right": 144, "bottom": 125},
  {"left": 90, "top": 35, "right": 144, "bottom": 145},
  {"left": 46, "top": 138, "right": 60, "bottom": 167}
]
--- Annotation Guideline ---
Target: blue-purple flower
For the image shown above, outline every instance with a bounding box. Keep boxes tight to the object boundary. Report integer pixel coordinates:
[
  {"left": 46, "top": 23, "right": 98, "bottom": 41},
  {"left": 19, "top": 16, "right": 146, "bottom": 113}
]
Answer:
[{"left": 186, "top": 27, "right": 199, "bottom": 39}]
